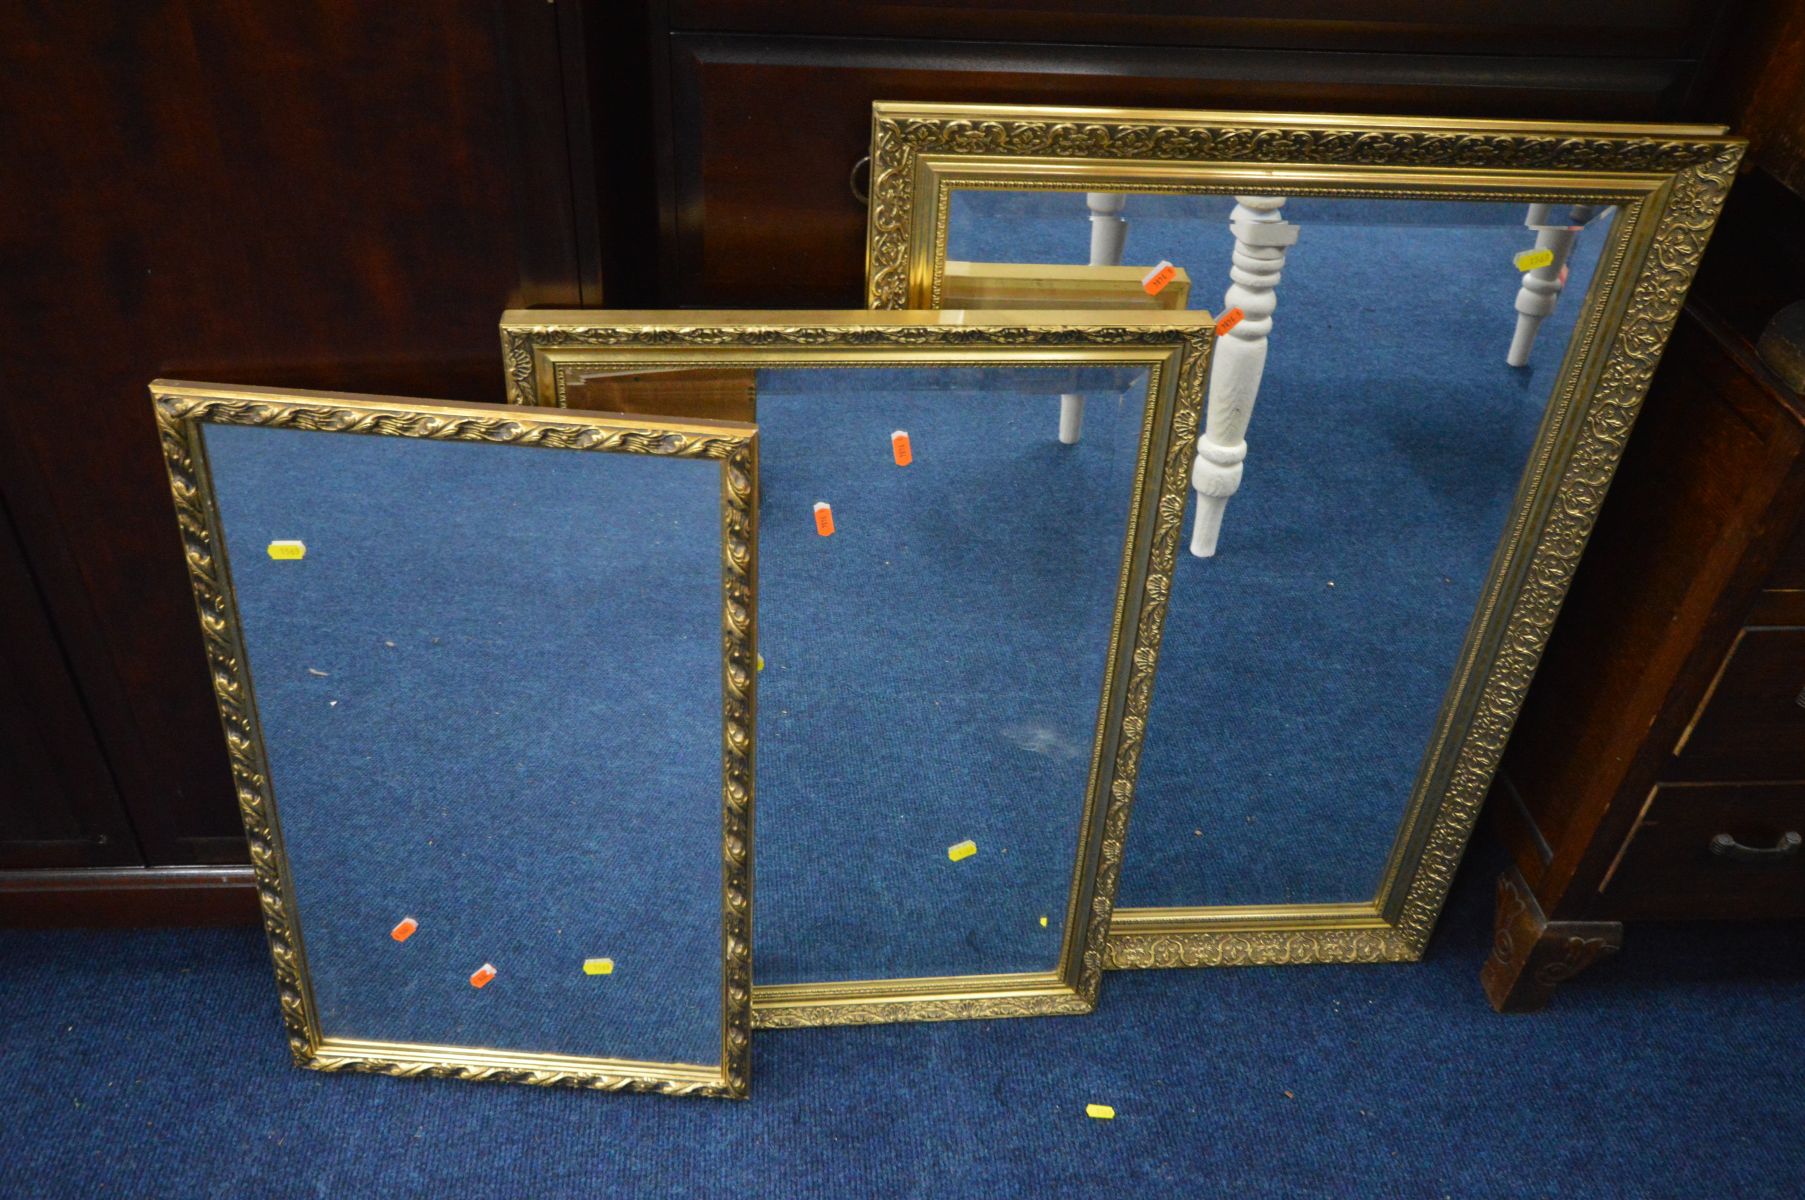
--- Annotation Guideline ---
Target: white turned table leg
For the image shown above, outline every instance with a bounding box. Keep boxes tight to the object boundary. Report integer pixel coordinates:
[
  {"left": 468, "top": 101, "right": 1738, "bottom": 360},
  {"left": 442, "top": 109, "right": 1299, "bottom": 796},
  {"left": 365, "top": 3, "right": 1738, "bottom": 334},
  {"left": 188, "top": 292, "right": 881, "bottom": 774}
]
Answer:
[
  {"left": 1191, "top": 196, "right": 1297, "bottom": 558},
  {"left": 1507, "top": 203, "right": 1603, "bottom": 367},
  {"left": 1057, "top": 392, "right": 1085, "bottom": 443},
  {"left": 1086, "top": 190, "right": 1128, "bottom": 265},
  {"left": 1059, "top": 192, "right": 1129, "bottom": 443}
]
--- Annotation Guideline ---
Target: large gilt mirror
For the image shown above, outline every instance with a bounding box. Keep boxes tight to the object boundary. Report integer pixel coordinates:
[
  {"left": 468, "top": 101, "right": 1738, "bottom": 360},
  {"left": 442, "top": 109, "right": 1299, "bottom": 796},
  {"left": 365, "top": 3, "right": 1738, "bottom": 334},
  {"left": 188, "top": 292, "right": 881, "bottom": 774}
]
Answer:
[
  {"left": 154, "top": 381, "right": 756, "bottom": 1096},
  {"left": 500, "top": 311, "right": 1211, "bottom": 1022},
  {"left": 866, "top": 103, "right": 1743, "bottom": 966}
]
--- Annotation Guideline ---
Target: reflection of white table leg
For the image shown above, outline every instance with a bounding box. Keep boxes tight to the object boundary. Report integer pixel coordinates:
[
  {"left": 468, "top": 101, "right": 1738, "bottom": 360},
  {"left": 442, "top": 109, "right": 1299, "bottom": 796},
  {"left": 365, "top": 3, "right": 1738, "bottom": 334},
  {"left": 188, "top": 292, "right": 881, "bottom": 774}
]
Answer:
[
  {"left": 1507, "top": 204, "right": 1603, "bottom": 367},
  {"left": 1191, "top": 196, "right": 1296, "bottom": 558},
  {"left": 1059, "top": 192, "right": 1128, "bottom": 443}
]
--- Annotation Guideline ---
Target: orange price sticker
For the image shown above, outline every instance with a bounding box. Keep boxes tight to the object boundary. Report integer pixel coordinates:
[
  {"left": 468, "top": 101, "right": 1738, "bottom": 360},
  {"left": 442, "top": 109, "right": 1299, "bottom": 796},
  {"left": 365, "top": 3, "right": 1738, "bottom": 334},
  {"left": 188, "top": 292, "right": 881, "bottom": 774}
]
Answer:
[
  {"left": 891, "top": 430, "right": 913, "bottom": 467},
  {"left": 469, "top": 963, "right": 497, "bottom": 989},
  {"left": 1214, "top": 308, "right": 1245, "bottom": 337},
  {"left": 1140, "top": 260, "right": 1177, "bottom": 296},
  {"left": 814, "top": 501, "right": 835, "bottom": 537},
  {"left": 390, "top": 917, "right": 418, "bottom": 943}
]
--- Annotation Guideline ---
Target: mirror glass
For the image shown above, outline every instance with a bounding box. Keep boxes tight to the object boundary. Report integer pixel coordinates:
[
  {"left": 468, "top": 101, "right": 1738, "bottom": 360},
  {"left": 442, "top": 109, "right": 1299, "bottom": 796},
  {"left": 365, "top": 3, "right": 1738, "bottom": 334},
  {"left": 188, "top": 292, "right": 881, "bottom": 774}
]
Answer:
[
  {"left": 202, "top": 423, "right": 727, "bottom": 1065},
  {"left": 749, "top": 364, "right": 1149, "bottom": 984},
  {"left": 947, "top": 190, "right": 1616, "bottom": 907}
]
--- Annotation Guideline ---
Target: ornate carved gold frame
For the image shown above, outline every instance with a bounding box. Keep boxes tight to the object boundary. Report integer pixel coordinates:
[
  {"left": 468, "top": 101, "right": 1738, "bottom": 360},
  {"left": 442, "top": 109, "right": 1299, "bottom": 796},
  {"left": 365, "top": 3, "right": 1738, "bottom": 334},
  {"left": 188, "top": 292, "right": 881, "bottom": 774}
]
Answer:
[
  {"left": 497, "top": 311, "right": 1212, "bottom": 1024},
  {"left": 153, "top": 381, "right": 757, "bottom": 1096},
  {"left": 864, "top": 102, "right": 1744, "bottom": 968}
]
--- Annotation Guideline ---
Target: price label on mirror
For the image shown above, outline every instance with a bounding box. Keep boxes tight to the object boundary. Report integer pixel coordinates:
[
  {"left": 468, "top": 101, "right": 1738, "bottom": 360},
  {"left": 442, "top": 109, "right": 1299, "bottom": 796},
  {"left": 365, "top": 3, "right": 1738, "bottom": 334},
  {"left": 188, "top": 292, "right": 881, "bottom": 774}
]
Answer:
[{"left": 1140, "top": 260, "right": 1177, "bottom": 296}]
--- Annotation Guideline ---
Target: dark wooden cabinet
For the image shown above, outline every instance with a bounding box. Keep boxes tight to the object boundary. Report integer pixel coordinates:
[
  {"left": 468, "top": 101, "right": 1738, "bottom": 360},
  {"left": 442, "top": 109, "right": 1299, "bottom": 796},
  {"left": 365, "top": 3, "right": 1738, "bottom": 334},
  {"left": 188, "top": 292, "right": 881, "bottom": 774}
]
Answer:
[
  {"left": 1485, "top": 168, "right": 1805, "bottom": 1010},
  {"left": 626, "top": 3, "right": 1743, "bottom": 307},
  {"left": 0, "top": 0, "right": 593, "bottom": 922}
]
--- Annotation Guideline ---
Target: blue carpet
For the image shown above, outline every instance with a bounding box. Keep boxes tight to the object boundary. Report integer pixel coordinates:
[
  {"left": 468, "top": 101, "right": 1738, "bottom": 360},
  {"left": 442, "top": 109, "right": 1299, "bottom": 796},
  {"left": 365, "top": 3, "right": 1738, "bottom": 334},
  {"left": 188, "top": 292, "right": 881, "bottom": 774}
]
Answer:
[
  {"left": 202, "top": 425, "right": 727, "bottom": 1066},
  {"left": 5, "top": 854, "right": 1803, "bottom": 1197},
  {"left": 953, "top": 192, "right": 1609, "bottom": 906}
]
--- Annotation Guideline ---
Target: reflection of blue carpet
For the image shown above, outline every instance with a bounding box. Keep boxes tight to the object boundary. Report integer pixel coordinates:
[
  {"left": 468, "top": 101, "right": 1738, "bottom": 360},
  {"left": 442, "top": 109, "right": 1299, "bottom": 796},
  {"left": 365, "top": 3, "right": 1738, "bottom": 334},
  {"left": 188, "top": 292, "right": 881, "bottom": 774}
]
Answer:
[
  {"left": 751, "top": 368, "right": 1146, "bottom": 983},
  {"left": 953, "top": 194, "right": 1606, "bottom": 905},
  {"left": 204, "top": 425, "right": 725, "bottom": 1065},
  {"left": 7, "top": 854, "right": 1803, "bottom": 1196}
]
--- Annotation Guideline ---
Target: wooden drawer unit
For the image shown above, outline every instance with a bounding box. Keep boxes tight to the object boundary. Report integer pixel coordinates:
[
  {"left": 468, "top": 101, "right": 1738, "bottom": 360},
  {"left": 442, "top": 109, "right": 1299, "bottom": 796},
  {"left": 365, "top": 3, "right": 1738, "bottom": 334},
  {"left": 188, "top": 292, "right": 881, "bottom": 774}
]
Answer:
[
  {"left": 1603, "top": 784, "right": 1805, "bottom": 920},
  {"left": 1486, "top": 176, "right": 1805, "bottom": 1010},
  {"left": 1670, "top": 628, "right": 1805, "bottom": 781}
]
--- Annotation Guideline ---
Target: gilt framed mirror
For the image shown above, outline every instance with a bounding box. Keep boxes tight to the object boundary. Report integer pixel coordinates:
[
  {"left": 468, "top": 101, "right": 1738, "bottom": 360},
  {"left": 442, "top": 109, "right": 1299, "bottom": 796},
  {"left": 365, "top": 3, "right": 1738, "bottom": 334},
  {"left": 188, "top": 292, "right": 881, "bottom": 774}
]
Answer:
[
  {"left": 499, "top": 311, "right": 1211, "bottom": 1022},
  {"left": 154, "top": 381, "right": 756, "bottom": 1096},
  {"left": 864, "top": 102, "right": 1743, "bottom": 967}
]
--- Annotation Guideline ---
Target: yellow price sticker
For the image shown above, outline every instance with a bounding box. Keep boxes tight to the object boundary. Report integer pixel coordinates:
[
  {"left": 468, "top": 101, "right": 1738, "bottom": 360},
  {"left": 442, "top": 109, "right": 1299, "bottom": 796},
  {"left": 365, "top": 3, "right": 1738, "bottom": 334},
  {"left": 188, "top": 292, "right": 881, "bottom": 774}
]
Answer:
[
  {"left": 1513, "top": 248, "right": 1555, "bottom": 272},
  {"left": 267, "top": 540, "right": 306, "bottom": 560},
  {"left": 583, "top": 958, "right": 615, "bottom": 976},
  {"left": 947, "top": 839, "right": 977, "bottom": 862},
  {"left": 1086, "top": 1104, "right": 1116, "bottom": 1120}
]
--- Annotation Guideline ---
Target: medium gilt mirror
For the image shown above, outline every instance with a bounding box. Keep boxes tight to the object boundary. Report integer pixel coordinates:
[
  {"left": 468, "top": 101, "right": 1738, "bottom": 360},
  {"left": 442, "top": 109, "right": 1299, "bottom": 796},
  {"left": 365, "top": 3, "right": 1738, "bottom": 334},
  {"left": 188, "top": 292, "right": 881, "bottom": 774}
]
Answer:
[
  {"left": 865, "top": 103, "right": 1743, "bottom": 967},
  {"left": 154, "top": 381, "right": 756, "bottom": 1096},
  {"left": 499, "top": 311, "right": 1211, "bottom": 1023}
]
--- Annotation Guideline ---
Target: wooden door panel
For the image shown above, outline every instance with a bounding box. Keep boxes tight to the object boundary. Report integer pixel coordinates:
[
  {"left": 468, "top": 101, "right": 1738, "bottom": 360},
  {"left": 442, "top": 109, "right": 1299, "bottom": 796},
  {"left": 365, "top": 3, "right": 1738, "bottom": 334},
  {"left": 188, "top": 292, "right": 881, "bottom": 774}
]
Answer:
[
  {"left": 0, "top": 496, "right": 139, "bottom": 870},
  {"left": 0, "top": 1, "right": 584, "bottom": 868}
]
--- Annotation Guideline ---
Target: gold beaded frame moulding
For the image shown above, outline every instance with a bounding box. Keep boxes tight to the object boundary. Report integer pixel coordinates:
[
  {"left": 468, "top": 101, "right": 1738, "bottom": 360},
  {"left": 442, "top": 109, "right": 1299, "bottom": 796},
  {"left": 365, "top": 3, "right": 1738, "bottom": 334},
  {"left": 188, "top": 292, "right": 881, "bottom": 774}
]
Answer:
[
  {"left": 497, "top": 310, "right": 1214, "bottom": 1026},
  {"left": 153, "top": 381, "right": 757, "bottom": 1097},
  {"left": 861, "top": 101, "right": 1744, "bottom": 969}
]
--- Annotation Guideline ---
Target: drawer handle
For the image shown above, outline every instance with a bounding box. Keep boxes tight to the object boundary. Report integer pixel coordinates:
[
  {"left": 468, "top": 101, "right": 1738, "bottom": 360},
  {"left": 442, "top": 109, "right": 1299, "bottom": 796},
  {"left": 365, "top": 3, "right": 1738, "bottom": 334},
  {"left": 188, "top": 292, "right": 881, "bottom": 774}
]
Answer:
[
  {"left": 850, "top": 155, "right": 870, "bottom": 206},
  {"left": 1711, "top": 831, "right": 1802, "bottom": 862}
]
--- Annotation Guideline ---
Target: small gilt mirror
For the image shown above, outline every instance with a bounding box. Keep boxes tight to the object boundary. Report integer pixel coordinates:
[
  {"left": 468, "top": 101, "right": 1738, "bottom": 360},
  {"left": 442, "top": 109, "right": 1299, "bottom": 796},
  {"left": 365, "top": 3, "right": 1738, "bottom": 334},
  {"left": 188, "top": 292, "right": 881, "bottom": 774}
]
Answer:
[
  {"left": 865, "top": 103, "right": 1743, "bottom": 967},
  {"left": 154, "top": 381, "right": 756, "bottom": 1096},
  {"left": 500, "top": 311, "right": 1212, "bottom": 1024}
]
